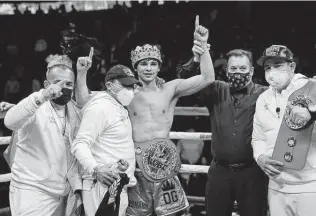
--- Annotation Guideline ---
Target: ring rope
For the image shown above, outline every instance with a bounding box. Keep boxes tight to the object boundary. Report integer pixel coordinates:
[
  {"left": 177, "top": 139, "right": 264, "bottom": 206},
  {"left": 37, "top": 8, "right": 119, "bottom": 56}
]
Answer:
[
  {"left": 0, "top": 107, "right": 210, "bottom": 120},
  {"left": 0, "top": 132, "right": 212, "bottom": 146},
  {"left": 0, "top": 164, "right": 209, "bottom": 183},
  {"left": 0, "top": 137, "right": 10, "bottom": 145},
  {"left": 174, "top": 106, "right": 209, "bottom": 116},
  {"left": 0, "top": 106, "right": 212, "bottom": 210},
  {"left": 0, "top": 173, "right": 11, "bottom": 183}
]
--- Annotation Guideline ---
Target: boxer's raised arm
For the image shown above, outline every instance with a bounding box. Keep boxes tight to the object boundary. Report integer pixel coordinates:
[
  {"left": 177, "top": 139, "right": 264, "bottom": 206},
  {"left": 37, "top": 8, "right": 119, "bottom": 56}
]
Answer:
[{"left": 173, "top": 16, "right": 214, "bottom": 97}]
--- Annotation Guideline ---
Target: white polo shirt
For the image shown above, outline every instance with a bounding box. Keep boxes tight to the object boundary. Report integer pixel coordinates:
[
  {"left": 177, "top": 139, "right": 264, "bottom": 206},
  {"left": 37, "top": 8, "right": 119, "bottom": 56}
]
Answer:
[{"left": 71, "top": 91, "right": 136, "bottom": 186}]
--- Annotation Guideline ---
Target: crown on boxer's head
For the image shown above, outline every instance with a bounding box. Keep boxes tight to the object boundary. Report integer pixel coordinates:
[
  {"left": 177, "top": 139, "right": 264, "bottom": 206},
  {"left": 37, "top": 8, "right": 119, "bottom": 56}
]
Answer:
[
  {"left": 46, "top": 54, "right": 73, "bottom": 70},
  {"left": 131, "top": 44, "right": 162, "bottom": 68}
]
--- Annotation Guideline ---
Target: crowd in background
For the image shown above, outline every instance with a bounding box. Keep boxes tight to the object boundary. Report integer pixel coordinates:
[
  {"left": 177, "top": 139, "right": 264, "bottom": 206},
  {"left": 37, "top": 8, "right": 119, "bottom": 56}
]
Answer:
[{"left": 1, "top": 1, "right": 316, "bottom": 214}]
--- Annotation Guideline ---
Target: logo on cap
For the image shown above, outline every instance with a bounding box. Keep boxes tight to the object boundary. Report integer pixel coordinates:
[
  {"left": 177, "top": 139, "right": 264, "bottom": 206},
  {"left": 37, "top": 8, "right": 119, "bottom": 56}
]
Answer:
[
  {"left": 117, "top": 65, "right": 134, "bottom": 77},
  {"left": 257, "top": 45, "right": 294, "bottom": 66},
  {"left": 265, "top": 45, "right": 284, "bottom": 57}
]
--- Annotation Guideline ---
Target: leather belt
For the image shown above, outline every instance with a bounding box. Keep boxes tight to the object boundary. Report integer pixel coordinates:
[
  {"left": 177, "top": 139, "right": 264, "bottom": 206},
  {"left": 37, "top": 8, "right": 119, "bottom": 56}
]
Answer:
[{"left": 214, "top": 158, "right": 255, "bottom": 172}]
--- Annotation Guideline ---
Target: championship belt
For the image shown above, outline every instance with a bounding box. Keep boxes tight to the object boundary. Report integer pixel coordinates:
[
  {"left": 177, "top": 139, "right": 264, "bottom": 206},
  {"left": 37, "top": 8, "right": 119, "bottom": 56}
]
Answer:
[
  {"left": 272, "top": 81, "right": 316, "bottom": 170},
  {"left": 134, "top": 139, "right": 182, "bottom": 182}
]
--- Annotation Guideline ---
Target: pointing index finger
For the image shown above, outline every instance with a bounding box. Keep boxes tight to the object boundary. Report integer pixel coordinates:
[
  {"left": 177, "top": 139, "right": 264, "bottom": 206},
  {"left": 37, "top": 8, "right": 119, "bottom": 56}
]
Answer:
[
  {"left": 195, "top": 15, "right": 199, "bottom": 28},
  {"left": 89, "top": 47, "right": 94, "bottom": 60}
]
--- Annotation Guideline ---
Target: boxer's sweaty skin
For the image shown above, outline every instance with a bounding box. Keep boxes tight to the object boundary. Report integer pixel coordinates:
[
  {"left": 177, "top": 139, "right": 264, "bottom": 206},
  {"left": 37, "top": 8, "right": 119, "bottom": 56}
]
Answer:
[
  {"left": 128, "top": 82, "right": 178, "bottom": 143},
  {"left": 129, "top": 44, "right": 214, "bottom": 143}
]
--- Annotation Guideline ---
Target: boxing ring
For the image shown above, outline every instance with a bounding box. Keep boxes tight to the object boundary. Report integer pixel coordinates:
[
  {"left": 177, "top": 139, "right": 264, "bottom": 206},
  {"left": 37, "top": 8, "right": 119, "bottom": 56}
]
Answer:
[{"left": 0, "top": 107, "right": 241, "bottom": 215}]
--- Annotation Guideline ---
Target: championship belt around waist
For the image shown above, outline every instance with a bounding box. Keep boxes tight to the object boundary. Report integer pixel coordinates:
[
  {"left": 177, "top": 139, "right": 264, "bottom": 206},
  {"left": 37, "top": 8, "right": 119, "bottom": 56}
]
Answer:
[
  {"left": 272, "top": 81, "right": 316, "bottom": 170},
  {"left": 134, "top": 139, "right": 182, "bottom": 182}
]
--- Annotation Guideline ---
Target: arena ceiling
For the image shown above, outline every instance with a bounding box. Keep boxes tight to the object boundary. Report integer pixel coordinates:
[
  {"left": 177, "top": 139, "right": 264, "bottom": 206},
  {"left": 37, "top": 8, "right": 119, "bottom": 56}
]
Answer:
[{"left": 0, "top": 1, "right": 188, "bottom": 15}]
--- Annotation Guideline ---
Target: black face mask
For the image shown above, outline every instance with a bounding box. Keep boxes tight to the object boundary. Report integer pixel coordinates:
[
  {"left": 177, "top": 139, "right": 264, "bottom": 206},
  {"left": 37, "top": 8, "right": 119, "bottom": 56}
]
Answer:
[
  {"left": 52, "top": 88, "right": 73, "bottom": 106},
  {"left": 227, "top": 72, "right": 251, "bottom": 90}
]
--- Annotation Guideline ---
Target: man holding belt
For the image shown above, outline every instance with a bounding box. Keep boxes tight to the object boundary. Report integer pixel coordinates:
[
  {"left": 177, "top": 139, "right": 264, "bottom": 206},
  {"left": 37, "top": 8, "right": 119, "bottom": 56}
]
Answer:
[{"left": 252, "top": 45, "right": 316, "bottom": 216}]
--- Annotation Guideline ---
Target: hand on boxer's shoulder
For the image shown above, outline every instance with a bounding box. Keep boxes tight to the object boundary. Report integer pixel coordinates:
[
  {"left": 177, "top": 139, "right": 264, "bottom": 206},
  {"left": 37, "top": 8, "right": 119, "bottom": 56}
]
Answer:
[
  {"left": 76, "top": 47, "right": 93, "bottom": 74},
  {"left": 96, "top": 165, "right": 119, "bottom": 187}
]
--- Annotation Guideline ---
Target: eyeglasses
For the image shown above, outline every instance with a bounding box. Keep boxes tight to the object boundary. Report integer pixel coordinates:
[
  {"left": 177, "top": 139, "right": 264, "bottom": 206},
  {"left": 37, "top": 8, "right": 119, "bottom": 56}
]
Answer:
[{"left": 284, "top": 137, "right": 296, "bottom": 162}]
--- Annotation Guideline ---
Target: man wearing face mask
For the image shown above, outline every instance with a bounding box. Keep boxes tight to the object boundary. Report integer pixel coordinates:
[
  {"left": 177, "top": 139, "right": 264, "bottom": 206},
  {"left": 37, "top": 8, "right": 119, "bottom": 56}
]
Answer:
[
  {"left": 4, "top": 54, "right": 84, "bottom": 216},
  {"left": 252, "top": 45, "right": 316, "bottom": 216},
  {"left": 71, "top": 64, "right": 142, "bottom": 216},
  {"left": 180, "top": 48, "right": 268, "bottom": 216}
]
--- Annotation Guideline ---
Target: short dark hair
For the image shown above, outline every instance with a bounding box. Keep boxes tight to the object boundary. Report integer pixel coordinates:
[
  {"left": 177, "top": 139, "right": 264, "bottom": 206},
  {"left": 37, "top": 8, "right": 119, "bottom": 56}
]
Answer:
[{"left": 226, "top": 49, "right": 253, "bottom": 66}]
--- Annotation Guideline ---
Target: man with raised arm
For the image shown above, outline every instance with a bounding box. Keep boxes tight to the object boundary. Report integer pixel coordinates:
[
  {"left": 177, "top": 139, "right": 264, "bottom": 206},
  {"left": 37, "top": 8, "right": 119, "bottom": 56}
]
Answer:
[{"left": 76, "top": 15, "right": 214, "bottom": 216}]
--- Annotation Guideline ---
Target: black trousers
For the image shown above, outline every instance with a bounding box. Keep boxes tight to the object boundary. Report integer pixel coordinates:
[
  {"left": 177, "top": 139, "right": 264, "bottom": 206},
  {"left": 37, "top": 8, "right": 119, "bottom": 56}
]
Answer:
[{"left": 205, "top": 161, "right": 268, "bottom": 216}]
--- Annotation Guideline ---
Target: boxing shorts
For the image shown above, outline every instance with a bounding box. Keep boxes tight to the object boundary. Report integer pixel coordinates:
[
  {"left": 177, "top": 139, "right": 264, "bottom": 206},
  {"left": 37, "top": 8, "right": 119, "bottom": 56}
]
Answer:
[
  {"left": 127, "top": 138, "right": 188, "bottom": 215},
  {"left": 126, "top": 171, "right": 189, "bottom": 216}
]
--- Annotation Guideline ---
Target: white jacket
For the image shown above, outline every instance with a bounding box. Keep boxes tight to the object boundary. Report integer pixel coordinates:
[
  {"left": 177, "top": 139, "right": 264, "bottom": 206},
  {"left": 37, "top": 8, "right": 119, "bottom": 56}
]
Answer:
[
  {"left": 4, "top": 89, "right": 82, "bottom": 196},
  {"left": 71, "top": 91, "right": 136, "bottom": 187},
  {"left": 252, "top": 74, "right": 316, "bottom": 193}
]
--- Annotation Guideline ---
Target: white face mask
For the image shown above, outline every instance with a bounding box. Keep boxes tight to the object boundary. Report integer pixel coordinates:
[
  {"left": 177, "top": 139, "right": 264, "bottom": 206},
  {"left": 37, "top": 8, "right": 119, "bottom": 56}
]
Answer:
[
  {"left": 266, "top": 69, "right": 291, "bottom": 90},
  {"left": 116, "top": 88, "right": 134, "bottom": 106}
]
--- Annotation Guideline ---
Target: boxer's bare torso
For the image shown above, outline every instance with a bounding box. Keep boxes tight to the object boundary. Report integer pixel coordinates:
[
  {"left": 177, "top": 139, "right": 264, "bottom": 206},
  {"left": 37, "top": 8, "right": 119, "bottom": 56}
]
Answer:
[{"left": 128, "top": 81, "right": 179, "bottom": 142}]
